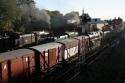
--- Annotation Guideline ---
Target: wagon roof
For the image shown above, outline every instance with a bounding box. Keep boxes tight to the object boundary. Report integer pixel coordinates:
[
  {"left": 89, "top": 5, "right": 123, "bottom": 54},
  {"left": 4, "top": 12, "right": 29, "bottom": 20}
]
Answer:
[
  {"left": 0, "top": 49, "right": 33, "bottom": 62},
  {"left": 75, "top": 36, "right": 89, "bottom": 40},
  {"left": 57, "top": 38, "right": 78, "bottom": 44},
  {"left": 20, "top": 33, "right": 34, "bottom": 37},
  {"left": 30, "top": 42, "right": 62, "bottom": 52},
  {"left": 88, "top": 32, "right": 99, "bottom": 38}
]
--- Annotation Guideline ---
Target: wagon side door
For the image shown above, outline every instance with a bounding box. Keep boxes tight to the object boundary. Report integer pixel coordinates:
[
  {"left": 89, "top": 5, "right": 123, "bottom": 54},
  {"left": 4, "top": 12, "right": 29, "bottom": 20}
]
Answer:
[
  {"left": 22, "top": 54, "right": 35, "bottom": 78},
  {"left": 49, "top": 48, "right": 57, "bottom": 67},
  {"left": 11, "top": 58, "right": 23, "bottom": 82}
]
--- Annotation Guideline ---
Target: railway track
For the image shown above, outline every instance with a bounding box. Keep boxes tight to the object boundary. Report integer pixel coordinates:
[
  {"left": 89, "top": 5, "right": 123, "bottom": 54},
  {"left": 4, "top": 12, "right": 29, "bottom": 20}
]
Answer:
[
  {"left": 34, "top": 38, "right": 121, "bottom": 83},
  {"left": 65, "top": 39, "right": 121, "bottom": 83}
]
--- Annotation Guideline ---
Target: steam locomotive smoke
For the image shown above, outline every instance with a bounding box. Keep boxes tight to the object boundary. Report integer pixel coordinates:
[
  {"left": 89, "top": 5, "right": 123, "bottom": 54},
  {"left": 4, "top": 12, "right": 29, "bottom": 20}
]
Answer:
[
  {"left": 35, "top": 9, "right": 51, "bottom": 25},
  {"left": 51, "top": 13, "right": 66, "bottom": 29},
  {"left": 18, "top": 1, "right": 51, "bottom": 27},
  {"left": 64, "top": 11, "right": 80, "bottom": 24},
  {"left": 18, "top": 0, "right": 80, "bottom": 30},
  {"left": 41, "top": 9, "right": 51, "bottom": 25},
  {"left": 19, "top": 3, "right": 36, "bottom": 17}
]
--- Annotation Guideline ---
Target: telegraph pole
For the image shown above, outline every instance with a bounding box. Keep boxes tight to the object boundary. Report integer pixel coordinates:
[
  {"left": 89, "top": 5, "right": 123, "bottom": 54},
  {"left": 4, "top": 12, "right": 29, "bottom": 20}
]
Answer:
[
  {"left": 81, "top": 9, "right": 86, "bottom": 64},
  {"left": 74, "top": 9, "right": 86, "bottom": 83},
  {"left": 67, "top": 9, "right": 91, "bottom": 83}
]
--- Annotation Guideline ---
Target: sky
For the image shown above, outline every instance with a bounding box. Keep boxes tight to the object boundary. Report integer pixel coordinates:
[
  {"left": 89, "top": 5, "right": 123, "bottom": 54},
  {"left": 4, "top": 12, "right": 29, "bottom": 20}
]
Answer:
[{"left": 35, "top": 0, "right": 125, "bottom": 20}]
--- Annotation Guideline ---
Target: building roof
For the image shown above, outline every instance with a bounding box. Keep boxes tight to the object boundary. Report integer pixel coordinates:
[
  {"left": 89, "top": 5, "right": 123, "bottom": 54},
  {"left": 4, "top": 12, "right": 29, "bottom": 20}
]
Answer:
[{"left": 89, "top": 18, "right": 106, "bottom": 24}]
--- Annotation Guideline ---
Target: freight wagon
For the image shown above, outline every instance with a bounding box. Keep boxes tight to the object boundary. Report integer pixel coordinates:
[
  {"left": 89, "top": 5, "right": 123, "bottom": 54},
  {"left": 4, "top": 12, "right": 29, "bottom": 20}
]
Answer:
[
  {"left": 0, "top": 49, "right": 35, "bottom": 83},
  {"left": 29, "top": 42, "right": 63, "bottom": 73},
  {"left": 0, "top": 30, "right": 120, "bottom": 83},
  {"left": 57, "top": 38, "right": 79, "bottom": 61}
]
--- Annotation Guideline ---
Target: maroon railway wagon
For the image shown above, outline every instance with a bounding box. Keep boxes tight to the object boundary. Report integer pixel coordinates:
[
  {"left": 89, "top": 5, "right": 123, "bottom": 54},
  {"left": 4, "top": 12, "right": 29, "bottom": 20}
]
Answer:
[
  {"left": 0, "top": 49, "right": 35, "bottom": 83},
  {"left": 57, "top": 38, "right": 79, "bottom": 61},
  {"left": 0, "top": 30, "right": 117, "bottom": 83},
  {"left": 88, "top": 32, "right": 101, "bottom": 50},
  {"left": 29, "top": 42, "right": 63, "bottom": 73},
  {"left": 75, "top": 36, "right": 90, "bottom": 55}
]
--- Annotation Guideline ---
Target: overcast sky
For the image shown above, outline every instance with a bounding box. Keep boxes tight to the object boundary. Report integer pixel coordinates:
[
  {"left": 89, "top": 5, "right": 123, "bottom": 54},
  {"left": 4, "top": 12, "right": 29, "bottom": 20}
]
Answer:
[{"left": 35, "top": 0, "right": 125, "bottom": 20}]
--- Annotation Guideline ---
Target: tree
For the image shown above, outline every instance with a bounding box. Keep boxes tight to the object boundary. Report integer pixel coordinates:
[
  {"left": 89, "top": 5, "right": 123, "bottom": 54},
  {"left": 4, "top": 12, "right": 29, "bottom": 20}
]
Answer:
[
  {"left": 80, "top": 13, "right": 91, "bottom": 24},
  {"left": 49, "top": 11, "right": 66, "bottom": 31},
  {"left": 0, "top": 0, "right": 17, "bottom": 31},
  {"left": 105, "top": 19, "right": 112, "bottom": 25},
  {"left": 16, "top": 0, "right": 36, "bottom": 32}
]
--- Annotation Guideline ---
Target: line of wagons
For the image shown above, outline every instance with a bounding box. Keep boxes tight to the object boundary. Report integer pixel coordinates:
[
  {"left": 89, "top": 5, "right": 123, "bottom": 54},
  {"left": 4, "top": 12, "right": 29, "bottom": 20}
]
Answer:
[
  {"left": 0, "top": 31, "right": 79, "bottom": 53},
  {"left": 0, "top": 31, "right": 54, "bottom": 53},
  {"left": 0, "top": 31, "right": 114, "bottom": 83}
]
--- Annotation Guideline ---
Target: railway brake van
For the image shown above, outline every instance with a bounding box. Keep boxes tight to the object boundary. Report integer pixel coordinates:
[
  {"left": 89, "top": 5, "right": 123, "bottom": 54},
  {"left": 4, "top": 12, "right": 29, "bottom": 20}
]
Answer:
[
  {"left": 0, "top": 49, "right": 35, "bottom": 83},
  {"left": 29, "top": 42, "right": 63, "bottom": 74}
]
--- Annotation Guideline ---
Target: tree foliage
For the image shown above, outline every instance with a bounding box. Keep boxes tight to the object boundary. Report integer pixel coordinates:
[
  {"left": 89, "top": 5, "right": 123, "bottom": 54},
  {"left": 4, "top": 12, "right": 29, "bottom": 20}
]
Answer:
[
  {"left": 106, "top": 17, "right": 123, "bottom": 25},
  {"left": 50, "top": 11, "right": 66, "bottom": 29},
  {"left": 0, "top": 0, "right": 92, "bottom": 33},
  {"left": 0, "top": 0, "right": 17, "bottom": 31}
]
